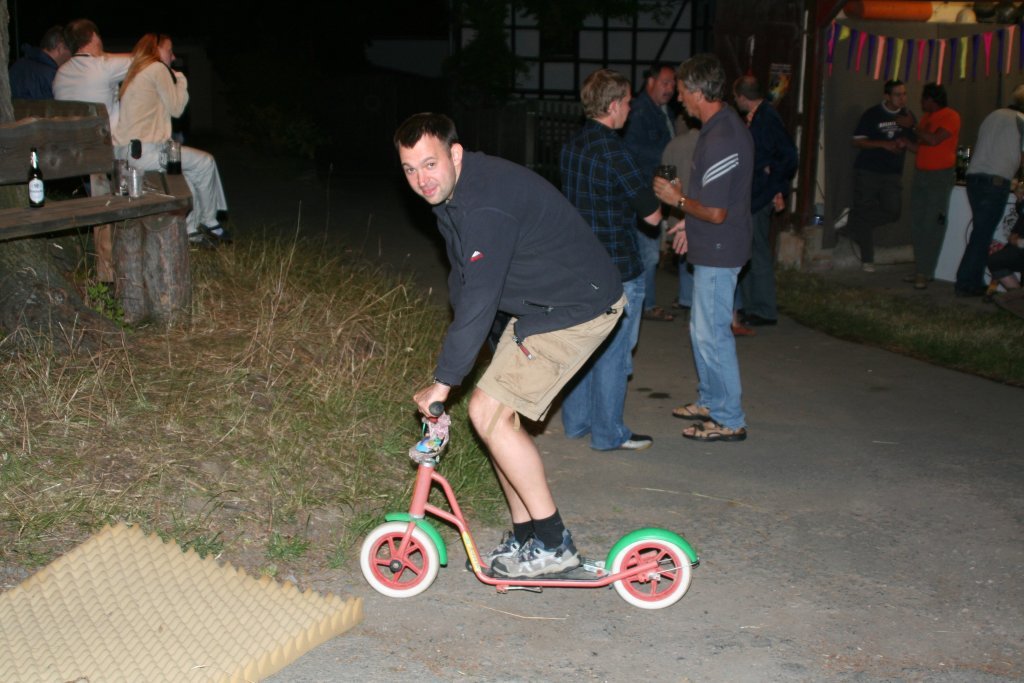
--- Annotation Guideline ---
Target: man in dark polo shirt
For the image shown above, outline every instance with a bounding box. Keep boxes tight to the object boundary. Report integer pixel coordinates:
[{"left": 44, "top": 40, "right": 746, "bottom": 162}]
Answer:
[
  {"left": 847, "top": 79, "right": 916, "bottom": 271},
  {"left": 654, "top": 53, "right": 753, "bottom": 442}
]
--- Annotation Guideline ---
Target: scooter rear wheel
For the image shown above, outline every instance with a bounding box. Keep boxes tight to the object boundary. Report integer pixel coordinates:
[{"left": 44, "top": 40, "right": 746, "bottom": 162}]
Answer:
[
  {"left": 609, "top": 537, "right": 692, "bottom": 609},
  {"left": 360, "top": 521, "right": 440, "bottom": 598}
]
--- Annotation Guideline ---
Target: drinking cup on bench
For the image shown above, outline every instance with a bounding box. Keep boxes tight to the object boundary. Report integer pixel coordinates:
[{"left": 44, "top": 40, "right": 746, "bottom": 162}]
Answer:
[
  {"left": 166, "top": 140, "right": 182, "bottom": 175},
  {"left": 128, "top": 167, "right": 144, "bottom": 198}
]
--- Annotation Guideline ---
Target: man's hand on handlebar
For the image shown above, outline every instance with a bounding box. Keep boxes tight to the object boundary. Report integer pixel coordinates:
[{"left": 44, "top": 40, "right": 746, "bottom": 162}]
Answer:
[{"left": 414, "top": 382, "right": 450, "bottom": 417}]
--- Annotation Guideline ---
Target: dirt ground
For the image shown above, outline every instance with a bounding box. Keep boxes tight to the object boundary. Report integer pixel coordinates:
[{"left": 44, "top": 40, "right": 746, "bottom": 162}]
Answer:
[
  {"left": 268, "top": 322, "right": 1022, "bottom": 682},
  {"left": 201, "top": 144, "right": 1021, "bottom": 683}
]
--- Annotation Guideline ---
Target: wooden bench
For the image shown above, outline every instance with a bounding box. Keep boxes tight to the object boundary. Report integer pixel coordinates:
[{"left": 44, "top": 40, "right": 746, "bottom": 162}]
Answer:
[{"left": 0, "top": 100, "right": 194, "bottom": 325}]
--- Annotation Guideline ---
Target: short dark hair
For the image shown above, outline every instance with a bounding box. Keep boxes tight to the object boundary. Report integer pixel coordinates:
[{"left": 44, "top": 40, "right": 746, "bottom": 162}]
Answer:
[
  {"left": 921, "top": 82, "right": 947, "bottom": 108},
  {"left": 646, "top": 62, "right": 675, "bottom": 81},
  {"left": 733, "top": 75, "right": 762, "bottom": 101},
  {"left": 64, "top": 18, "right": 98, "bottom": 53},
  {"left": 678, "top": 53, "right": 726, "bottom": 103},
  {"left": 394, "top": 112, "right": 459, "bottom": 151},
  {"left": 41, "top": 25, "right": 66, "bottom": 52},
  {"left": 884, "top": 79, "right": 905, "bottom": 95}
]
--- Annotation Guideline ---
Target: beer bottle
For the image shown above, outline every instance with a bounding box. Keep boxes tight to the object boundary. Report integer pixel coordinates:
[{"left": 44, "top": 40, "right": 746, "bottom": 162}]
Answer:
[{"left": 28, "top": 147, "right": 45, "bottom": 208}]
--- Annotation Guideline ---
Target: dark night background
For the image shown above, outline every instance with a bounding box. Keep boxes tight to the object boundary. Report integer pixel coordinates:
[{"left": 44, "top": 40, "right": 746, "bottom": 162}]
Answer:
[
  {"left": 8, "top": 1, "right": 450, "bottom": 64},
  {"left": 8, "top": 1, "right": 454, "bottom": 172}
]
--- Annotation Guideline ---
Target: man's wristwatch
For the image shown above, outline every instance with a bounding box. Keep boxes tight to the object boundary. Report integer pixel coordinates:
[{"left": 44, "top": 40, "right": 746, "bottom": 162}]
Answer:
[
  {"left": 433, "top": 377, "right": 451, "bottom": 387},
  {"left": 678, "top": 196, "right": 687, "bottom": 211}
]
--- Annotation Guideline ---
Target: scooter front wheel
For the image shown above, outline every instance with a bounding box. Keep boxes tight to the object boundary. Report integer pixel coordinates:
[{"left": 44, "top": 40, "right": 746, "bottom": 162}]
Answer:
[
  {"left": 360, "top": 521, "right": 440, "bottom": 598},
  {"left": 609, "top": 537, "right": 692, "bottom": 609}
]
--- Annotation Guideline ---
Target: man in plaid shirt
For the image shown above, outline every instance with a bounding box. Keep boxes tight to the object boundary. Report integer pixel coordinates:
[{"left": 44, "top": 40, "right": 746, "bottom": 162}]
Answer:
[{"left": 559, "top": 68, "right": 663, "bottom": 452}]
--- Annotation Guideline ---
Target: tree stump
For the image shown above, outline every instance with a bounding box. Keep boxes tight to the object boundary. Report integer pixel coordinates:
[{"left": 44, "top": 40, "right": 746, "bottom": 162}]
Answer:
[
  {"left": 115, "top": 211, "right": 191, "bottom": 327},
  {"left": 141, "top": 209, "right": 191, "bottom": 326},
  {"left": 113, "top": 219, "right": 146, "bottom": 324}
]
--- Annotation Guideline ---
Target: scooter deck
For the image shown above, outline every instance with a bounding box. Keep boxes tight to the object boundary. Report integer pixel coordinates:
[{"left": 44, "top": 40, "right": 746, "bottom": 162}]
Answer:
[{"left": 482, "top": 557, "right": 608, "bottom": 582}]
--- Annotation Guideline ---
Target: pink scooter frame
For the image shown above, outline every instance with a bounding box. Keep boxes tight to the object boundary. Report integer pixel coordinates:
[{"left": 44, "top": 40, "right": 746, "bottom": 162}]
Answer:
[{"left": 360, "top": 409, "right": 700, "bottom": 609}]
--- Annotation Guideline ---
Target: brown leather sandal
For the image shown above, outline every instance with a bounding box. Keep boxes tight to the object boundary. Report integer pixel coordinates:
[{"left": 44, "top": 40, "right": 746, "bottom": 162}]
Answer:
[
  {"left": 682, "top": 419, "right": 747, "bottom": 442},
  {"left": 641, "top": 306, "right": 675, "bottom": 322},
  {"left": 671, "top": 403, "right": 711, "bottom": 420}
]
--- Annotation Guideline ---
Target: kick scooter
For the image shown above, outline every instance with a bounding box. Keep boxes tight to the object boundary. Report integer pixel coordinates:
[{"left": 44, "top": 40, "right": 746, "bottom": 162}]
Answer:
[{"left": 359, "top": 403, "right": 700, "bottom": 610}]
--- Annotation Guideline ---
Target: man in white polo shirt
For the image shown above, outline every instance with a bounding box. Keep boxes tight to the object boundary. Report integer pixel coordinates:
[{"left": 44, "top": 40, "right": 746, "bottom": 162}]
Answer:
[
  {"left": 53, "top": 19, "right": 131, "bottom": 282},
  {"left": 53, "top": 19, "right": 130, "bottom": 130}
]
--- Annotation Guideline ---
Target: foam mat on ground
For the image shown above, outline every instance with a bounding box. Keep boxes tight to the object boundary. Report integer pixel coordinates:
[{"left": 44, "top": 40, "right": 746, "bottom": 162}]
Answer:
[{"left": 0, "top": 523, "right": 363, "bottom": 682}]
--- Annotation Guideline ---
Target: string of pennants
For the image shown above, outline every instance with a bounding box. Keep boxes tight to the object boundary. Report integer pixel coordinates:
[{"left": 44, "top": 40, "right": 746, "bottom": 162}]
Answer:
[{"left": 827, "top": 21, "right": 1024, "bottom": 83}]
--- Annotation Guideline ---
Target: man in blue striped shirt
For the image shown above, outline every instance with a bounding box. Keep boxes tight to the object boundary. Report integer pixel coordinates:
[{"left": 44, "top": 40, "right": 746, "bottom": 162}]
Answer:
[
  {"left": 654, "top": 54, "right": 753, "bottom": 443},
  {"left": 560, "top": 69, "right": 663, "bottom": 452}
]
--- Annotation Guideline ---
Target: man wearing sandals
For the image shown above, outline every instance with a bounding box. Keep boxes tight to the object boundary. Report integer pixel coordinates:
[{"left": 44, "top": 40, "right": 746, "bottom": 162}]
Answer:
[
  {"left": 395, "top": 113, "right": 626, "bottom": 578},
  {"left": 653, "top": 54, "right": 753, "bottom": 442}
]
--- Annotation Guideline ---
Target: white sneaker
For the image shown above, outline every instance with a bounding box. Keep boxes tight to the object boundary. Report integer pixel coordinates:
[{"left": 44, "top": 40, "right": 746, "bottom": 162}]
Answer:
[
  {"left": 617, "top": 434, "right": 653, "bottom": 451},
  {"left": 862, "top": 263, "right": 876, "bottom": 273},
  {"left": 490, "top": 530, "right": 580, "bottom": 578},
  {"left": 481, "top": 530, "right": 522, "bottom": 566}
]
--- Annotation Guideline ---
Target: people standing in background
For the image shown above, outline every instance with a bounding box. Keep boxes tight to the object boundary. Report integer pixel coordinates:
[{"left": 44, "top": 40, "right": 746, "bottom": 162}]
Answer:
[
  {"left": 733, "top": 75, "right": 798, "bottom": 326},
  {"left": 905, "top": 83, "right": 960, "bottom": 290},
  {"left": 654, "top": 54, "right": 753, "bottom": 443},
  {"left": 954, "top": 85, "right": 1024, "bottom": 297},
  {"left": 847, "top": 79, "right": 916, "bottom": 272},
  {"left": 53, "top": 19, "right": 131, "bottom": 130},
  {"left": 114, "top": 34, "right": 230, "bottom": 246},
  {"left": 623, "top": 62, "right": 678, "bottom": 323},
  {"left": 9, "top": 25, "right": 70, "bottom": 99},
  {"left": 560, "top": 68, "right": 662, "bottom": 452}
]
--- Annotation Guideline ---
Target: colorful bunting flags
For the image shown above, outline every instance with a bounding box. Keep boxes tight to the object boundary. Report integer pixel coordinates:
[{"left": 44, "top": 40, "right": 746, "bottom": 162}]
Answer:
[{"left": 828, "top": 20, "right": 1024, "bottom": 82}]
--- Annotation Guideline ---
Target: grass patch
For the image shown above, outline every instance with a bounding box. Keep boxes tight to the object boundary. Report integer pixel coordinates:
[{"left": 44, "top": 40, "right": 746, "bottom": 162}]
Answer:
[
  {"left": 0, "top": 234, "right": 501, "bottom": 577},
  {"left": 267, "top": 530, "right": 311, "bottom": 562},
  {"left": 777, "top": 269, "right": 1024, "bottom": 386}
]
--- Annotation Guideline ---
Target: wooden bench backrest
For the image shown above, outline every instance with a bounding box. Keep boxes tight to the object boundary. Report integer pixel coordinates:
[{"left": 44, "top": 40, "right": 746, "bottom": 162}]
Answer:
[{"left": 0, "top": 100, "right": 113, "bottom": 185}]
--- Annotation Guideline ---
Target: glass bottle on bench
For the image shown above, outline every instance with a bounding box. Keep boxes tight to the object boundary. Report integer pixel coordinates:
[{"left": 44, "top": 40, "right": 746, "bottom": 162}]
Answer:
[{"left": 29, "top": 147, "right": 45, "bottom": 208}]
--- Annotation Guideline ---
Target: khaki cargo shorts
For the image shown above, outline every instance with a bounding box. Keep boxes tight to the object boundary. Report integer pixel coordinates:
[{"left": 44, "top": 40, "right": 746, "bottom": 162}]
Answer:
[{"left": 477, "top": 294, "right": 625, "bottom": 422}]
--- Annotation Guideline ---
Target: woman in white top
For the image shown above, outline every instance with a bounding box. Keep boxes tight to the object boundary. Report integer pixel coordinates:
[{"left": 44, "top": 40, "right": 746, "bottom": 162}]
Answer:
[{"left": 114, "top": 33, "right": 230, "bottom": 244}]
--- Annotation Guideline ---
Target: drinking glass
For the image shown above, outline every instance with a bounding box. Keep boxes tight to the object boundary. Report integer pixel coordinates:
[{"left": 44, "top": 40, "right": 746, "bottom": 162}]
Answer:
[{"left": 655, "top": 164, "right": 677, "bottom": 181}]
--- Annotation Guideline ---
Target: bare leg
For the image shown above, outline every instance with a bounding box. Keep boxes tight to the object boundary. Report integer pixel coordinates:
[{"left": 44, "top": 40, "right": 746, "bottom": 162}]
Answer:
[
  {"left": 468, "top": 387, "right": 556, "bottom": 524},
  {"left": 490, "top": 465, "right": 530, "bottom": 525},
  {"left": 999, "top": 274, "right": 1021, "bottom": 289}
]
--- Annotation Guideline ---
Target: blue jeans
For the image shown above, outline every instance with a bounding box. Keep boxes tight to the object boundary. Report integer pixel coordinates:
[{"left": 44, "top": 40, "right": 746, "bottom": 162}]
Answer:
[
  {"left": 691, "top": 265, "right": 745, "bottom": 430},
  {"left": 637, "top": 229, "right": 661, "bottom": 311},
  {"left": 738, "top": 203, "right": 777, "bottom": 319},
  {"left": 957, "top": 174, "right": 1011, "bottom": 292},
  {"left": 561, "top": 276, "right": 645, "bottom": 449}
]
